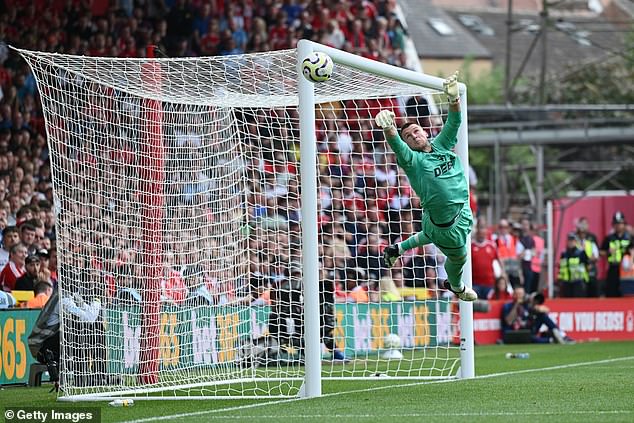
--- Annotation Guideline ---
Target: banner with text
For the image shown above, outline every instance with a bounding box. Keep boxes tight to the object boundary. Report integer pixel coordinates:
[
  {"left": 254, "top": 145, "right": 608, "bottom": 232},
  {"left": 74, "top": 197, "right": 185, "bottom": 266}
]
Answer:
[
  {"left": 106, "top": 300, "right": 452, "bottom": 371},
  {"left": 474, "top": 298, "right": 634, "bottom": 344},
  {"left": 0, "top": 309, "right": 40, "bottom": 385}
]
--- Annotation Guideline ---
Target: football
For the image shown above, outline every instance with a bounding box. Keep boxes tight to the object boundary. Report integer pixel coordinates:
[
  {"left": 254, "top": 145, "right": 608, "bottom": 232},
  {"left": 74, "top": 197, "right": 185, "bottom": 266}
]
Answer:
[
  {"left": 384, "top": 333, "right": 401, "bottom": 349},
  {"left": 301, "top": 51, "right": 334, "bottom": 83}
]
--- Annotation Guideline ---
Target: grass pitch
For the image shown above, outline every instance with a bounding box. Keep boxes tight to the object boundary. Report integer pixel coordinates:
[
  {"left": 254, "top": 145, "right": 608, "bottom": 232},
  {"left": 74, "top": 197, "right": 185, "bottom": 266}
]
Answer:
[{"left": 1, "top": 341, "right": 633, "bottom": 422}]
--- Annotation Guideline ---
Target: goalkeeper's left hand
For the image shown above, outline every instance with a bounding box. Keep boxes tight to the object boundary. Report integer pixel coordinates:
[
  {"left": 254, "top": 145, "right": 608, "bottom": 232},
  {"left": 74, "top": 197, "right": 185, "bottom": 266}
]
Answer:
[{"left": 443, "top": 71, "right": 460, "bottom": 103}]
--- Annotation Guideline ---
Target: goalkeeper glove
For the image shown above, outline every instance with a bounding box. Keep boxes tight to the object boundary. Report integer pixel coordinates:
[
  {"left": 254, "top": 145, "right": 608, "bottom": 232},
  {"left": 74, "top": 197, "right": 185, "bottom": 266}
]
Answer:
[
  {"left": 443, "top": 71, "right": 460, "bottom": 104},
  {"left": 375, "top": 110, "right": 396, "bottom": 130}
]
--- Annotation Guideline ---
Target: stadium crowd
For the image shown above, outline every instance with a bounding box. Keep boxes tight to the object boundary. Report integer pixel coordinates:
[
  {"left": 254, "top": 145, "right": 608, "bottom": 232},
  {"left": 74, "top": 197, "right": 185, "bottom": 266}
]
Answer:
[{"left": 0, "top": 0, "right": 633, "bottom": 317}]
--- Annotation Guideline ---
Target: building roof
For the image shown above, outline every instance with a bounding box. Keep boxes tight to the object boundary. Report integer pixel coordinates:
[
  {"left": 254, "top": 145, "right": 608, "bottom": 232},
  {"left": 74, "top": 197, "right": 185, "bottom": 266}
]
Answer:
[
  {"left": 399, "top": 0, "right": 492, "bottom": 60},
  {"left": 444, "top": 9, "right": 628, "bottom": 77}
]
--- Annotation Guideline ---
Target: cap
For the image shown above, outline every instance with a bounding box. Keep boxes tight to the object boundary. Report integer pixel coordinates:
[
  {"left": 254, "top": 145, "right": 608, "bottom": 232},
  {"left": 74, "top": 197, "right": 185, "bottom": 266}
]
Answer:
[
  {"left": 25, "top": 254, "right": 40, "bottom": 264},
  {"left": 613, "top": 211, "right": 626, "bottom": 224},
  {"left": 567, "top": 232, "right": 577, "bottom": 241},
  {"left": 36, "top": 248, "right": 50, "bottom": 258}
]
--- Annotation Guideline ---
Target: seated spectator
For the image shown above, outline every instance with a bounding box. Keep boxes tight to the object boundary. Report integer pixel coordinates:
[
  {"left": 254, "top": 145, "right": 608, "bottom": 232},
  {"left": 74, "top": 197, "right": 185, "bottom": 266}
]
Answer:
[
  {"left": 0, "top": 226, "right": 20, "bottom": 269},
  {"left": 502, "top": 286, "right": 571, "bottom": 344},
  {"left": 15, "top": 253, "right": 42, "bottom": 291},
  {"left": 557, "top": 232, "right": 588, "bottom": 298},
  {"left": 0, "top": 243, "right": 27, "bottom": 291},
  {"left": 25, "top": 279, "right": 53, "bottom": 308},
  {"left": 487, "top": 275, "right": 513, "bottom": 301}
]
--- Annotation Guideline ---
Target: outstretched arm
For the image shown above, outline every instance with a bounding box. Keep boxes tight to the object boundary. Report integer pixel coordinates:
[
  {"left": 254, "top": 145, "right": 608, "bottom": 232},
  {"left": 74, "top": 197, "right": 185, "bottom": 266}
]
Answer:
[
  {"left": 434, "top": 71, "right": 462, "bottom": 151},
  {"left": 375, "top": 110, "right": 414, "bottom": 165}
]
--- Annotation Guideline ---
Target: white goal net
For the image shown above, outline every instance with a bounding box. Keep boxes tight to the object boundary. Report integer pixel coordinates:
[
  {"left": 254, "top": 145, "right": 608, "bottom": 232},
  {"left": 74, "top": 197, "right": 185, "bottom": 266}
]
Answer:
[{"left": 17, "top": 42, "right": 472, "bottom": 400}]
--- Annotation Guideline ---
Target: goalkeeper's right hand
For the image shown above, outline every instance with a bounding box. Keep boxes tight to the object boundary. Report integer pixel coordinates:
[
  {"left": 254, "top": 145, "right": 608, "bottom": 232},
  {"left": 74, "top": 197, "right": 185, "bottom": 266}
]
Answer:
[{"left": 375, "top": 110, "right": 396, "bottom": 130}]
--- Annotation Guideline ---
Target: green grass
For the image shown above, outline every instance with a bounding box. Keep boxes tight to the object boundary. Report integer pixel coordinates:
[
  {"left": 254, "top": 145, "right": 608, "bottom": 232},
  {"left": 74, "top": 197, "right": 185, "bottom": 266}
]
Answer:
[{"left": 2, "top": 341, "right": 633, "bottom": 422}]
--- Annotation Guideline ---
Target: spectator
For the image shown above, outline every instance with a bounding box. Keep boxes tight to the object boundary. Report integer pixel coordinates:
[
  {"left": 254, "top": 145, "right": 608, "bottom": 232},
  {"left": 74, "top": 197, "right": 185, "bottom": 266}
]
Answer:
[
  {"left": 18, "top": 222, "right": 37, "bottom": 254},
  {"left": 0, "top": 290, "right": 17, "bottom": 308},
  {"left": 492, "top": 218, "right": 521, "bottom": 288},
  {"left": 487, "top": 275, "right": 513, "bottom": 301},
  {"left": 0, "top": 225, "right": 20, "bottom": 269},
  {"left": 620, "top": 242, "right": 634, "bottom": 296},
  {"left": 502, "top": 286, "right": 570, "bottom": 344},
  {"left": 25, "top": 279, "right": 53, "bottom": 308},
  {"left": 35, "top": 248, "right": 52, "bottom": 283},
  {"left": 471, "top": 219, "right": 500, "bottom": 299},
  {"left": 600, "top": 211, "right": 631, "bottom": 297},
  {"left": 14, "top": 253, "right": 42, "bottom": 291},
  {"left": 516, "top": 218, "right": 543, "bottom": 294},
  {"left": 557, "top": 232, "right": 589, "bottom": 298},
  {"left": 575, "top": 217, "right": 600, "bottom": 297},
  {"left": 0, "top": 243, "right": 27, "bottom": 291}
]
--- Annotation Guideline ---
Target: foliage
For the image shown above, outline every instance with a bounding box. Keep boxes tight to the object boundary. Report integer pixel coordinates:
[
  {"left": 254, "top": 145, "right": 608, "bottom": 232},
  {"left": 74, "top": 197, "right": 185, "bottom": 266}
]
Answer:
[{"left": 457, "top": 57, "right": 506, "bottom": 105}]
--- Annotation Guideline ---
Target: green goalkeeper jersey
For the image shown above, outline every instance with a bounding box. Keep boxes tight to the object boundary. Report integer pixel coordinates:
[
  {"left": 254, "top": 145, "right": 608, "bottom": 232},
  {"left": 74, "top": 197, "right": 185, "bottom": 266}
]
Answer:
[{"left": 386, "top": 110, "right": 468, "bottom": 225}]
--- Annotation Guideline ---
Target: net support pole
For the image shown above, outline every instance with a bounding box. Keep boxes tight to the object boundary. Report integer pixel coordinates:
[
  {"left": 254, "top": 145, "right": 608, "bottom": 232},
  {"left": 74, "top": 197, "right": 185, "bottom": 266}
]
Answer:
[
  {"left": 297, "top": 39, "right": 321, "bottom": 398},
  {"left": 457, "top": 89, "right": 475, "bottom": 379},
  {"left": 547, "top": 200, "right": 554, "bottom": 298},
  {"left": 138, "top": 46, "right": 164, "bottom": 384}
]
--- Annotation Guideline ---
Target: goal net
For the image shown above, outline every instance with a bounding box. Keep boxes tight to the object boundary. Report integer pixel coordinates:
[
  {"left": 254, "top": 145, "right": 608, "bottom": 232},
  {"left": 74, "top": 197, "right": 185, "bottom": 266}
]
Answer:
[{"left": 16, "top": 41, "right": 473, "bottom": 401}]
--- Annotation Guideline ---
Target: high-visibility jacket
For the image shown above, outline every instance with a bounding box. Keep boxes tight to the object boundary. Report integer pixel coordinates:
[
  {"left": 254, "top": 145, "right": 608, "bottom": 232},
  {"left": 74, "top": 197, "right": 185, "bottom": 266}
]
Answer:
[
  {"left": 621, "top": 253, "right": 634, "bottom": 281},
  {"left": 577, "top": 238, "right": 598, "bottom": 278},
  {"left": 601, "top": 233, "right": 631, "bottom": 265},
  {"left": 558, "top": 248, "right": 589, "bottom": 283}
]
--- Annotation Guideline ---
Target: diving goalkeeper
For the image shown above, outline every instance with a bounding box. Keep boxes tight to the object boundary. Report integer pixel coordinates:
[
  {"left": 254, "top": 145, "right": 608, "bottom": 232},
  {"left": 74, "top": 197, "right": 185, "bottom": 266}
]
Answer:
[{"left": 375, "top": 72, "right": 477, "bottom": 301}]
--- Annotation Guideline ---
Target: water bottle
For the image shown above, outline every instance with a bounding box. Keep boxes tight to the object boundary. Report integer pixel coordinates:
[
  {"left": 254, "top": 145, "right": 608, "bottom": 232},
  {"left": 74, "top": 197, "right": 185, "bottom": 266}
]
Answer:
[
  {"left": 108, "top": 399, "right": 135, "bottom": 407},
  {"left": 505, "top": 352, "right": 530, "bottom": 359}
]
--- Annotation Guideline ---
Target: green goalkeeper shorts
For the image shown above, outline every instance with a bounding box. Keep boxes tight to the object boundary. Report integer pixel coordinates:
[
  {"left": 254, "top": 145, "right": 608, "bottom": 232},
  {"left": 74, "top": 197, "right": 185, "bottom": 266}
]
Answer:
[{"left": 421, "top": 205, "right": 473, "bottom": 256}]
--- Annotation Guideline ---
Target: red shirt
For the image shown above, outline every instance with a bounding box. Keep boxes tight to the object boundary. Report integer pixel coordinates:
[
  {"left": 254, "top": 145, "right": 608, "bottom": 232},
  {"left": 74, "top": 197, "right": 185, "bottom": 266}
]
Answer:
[
  {"left": 0, "top": 262, "right": 26, "bottom": 292},
  {"left": 471, "top": 239, "right": 498, "bottom": 287}
]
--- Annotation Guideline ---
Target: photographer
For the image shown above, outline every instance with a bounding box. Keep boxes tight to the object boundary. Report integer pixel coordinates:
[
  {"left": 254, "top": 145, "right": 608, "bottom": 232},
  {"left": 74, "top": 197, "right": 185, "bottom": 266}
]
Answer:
[{"left": 501, "top": 286, "right": 571, "bottom": 344}]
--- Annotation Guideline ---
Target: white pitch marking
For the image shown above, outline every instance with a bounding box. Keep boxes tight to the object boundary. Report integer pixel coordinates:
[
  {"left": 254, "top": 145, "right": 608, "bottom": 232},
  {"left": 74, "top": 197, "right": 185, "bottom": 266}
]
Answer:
[{"left": 121, "top": 355, "right": 634, "bottom": 423}]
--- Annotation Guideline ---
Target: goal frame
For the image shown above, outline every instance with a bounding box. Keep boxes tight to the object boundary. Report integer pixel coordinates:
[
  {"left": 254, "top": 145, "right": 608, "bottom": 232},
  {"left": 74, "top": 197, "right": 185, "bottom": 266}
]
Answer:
[
  {"left": 297, "top": 40, "right": 475, "bottom": 398},
  {"left": 14, "top": 39, "right": 475, "bottom": 402}
]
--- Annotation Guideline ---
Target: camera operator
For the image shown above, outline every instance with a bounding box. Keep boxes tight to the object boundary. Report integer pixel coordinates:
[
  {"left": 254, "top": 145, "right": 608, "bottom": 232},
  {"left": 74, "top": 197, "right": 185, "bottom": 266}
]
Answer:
[{"left": 502, "top": 286, "right": 572, "bottom": 344}]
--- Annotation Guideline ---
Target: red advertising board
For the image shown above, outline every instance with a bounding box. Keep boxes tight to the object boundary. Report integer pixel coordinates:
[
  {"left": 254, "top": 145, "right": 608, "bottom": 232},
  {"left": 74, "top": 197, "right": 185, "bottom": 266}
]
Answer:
[{"left": 474, "top": 298, "right": 634, "bottom": 344}]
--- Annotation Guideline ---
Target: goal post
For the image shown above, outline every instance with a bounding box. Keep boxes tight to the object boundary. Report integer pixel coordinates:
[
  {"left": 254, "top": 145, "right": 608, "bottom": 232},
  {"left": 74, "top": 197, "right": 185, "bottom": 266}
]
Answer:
[
  {"left": 15, "top": 39, "right": 474, "bottom": 401},
  {"left": 299, "top": 40, "right": 474, "bottom": 384}
]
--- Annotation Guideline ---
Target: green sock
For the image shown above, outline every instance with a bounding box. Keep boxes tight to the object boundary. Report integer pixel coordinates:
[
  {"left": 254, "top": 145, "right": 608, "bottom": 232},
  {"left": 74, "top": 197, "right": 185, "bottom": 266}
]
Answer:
[
  {"left": 444, "top": 254, "right": 466, "bottom": 291},
  {"left": 398, "top": 231, "right": 427, "bottom": 254}
]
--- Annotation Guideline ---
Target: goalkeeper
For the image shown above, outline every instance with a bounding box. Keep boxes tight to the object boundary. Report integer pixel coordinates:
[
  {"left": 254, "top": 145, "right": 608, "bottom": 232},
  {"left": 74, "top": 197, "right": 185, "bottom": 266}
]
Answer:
[{"left": 375, "top": 71, "right": 477, "bottom": 301}]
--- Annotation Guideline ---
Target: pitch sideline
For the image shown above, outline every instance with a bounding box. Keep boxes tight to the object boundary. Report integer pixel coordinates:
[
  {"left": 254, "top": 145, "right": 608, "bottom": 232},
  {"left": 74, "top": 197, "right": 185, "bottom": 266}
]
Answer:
[{"left": 121, "top": 355, "right": 634, "bottom": 423}]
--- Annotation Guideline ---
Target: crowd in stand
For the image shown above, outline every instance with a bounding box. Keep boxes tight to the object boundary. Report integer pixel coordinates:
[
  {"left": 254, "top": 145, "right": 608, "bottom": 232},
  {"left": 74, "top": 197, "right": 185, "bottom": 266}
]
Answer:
[
  {"left": 472, "top": 212, "right": 633, "bottom": 300},
  {"left": 0, "top": 0, "right": 632, "bottom": 316}
]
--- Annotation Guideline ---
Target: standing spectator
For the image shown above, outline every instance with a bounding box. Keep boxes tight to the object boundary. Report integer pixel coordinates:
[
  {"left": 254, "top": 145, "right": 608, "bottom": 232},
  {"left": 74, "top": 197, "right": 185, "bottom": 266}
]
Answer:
[
  {"left": 471, "top": 219, "right": 500, "bottom": 299},
  {"left": 557, "top": 232, "right": 589, "bottom": 298},
  {"left": 620, "top": 242, "right": 634, "bottom": 296},
  {"left": 492, "top": 218, "right": 521, "bottom": 288},
  {"left": 516, "top": 218, "right": 543, "bottom": 294},
  {"left": 575, "top": 217, "right": 600, "bottom": 297},
  {"left": 0, "top": 243, "right": 27, "bottom": 291},
  {"left": 600, "top": 211, "right": 631, "bottom": 297},
  {"left": 0, "top": 225, "right": 20, "bottom": 269}
]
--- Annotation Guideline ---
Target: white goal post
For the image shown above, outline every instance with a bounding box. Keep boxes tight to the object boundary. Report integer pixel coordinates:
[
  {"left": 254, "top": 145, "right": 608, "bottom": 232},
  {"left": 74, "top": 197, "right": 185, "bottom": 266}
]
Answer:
[{"left": 15, "top": 39, "right": 474, "bottom": 401}]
